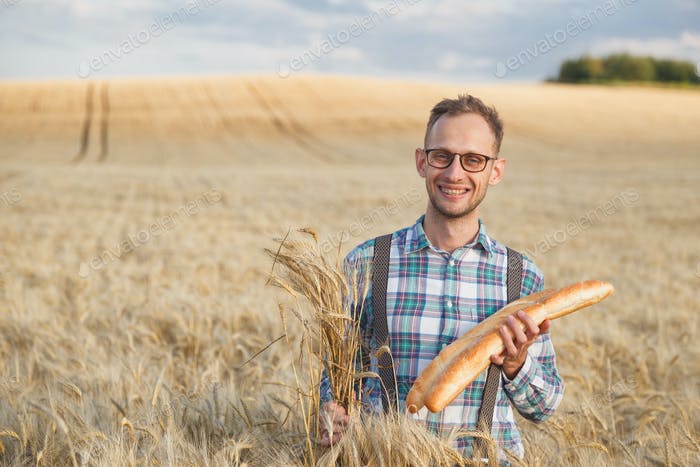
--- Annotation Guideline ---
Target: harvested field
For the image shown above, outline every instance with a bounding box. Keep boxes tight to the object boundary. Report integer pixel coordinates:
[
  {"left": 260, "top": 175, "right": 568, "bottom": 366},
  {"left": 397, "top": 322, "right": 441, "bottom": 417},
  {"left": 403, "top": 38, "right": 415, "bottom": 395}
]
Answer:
[{"left": 0, "top": 75, "right": 698, "bottom": 465}]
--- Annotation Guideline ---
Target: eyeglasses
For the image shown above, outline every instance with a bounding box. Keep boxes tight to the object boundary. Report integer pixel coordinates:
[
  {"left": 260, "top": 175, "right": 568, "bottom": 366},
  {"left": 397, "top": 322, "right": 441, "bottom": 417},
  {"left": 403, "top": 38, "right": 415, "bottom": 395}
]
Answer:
[{"left": 423, "top": 148, "right": 497, "bottom": 173}]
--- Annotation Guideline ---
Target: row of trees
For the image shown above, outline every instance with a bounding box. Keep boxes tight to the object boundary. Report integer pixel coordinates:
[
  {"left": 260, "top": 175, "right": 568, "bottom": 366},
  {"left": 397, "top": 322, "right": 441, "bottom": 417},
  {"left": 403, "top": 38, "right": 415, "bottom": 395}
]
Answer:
[{"left": 555, "top": 54, "right": 699, "bottom": 84}]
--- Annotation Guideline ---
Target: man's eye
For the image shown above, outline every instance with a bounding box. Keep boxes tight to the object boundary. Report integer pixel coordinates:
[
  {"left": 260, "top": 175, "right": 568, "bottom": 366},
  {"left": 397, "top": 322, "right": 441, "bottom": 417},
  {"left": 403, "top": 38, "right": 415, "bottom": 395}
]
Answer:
[
  {"left": 462, "top": 154, "right": 484, "bottom": 167},
  {"left": 465, "top": 155, "right": 484, "bottom": 165},
  {"left": 432, "top": 152, "right": 451, "bottom": 161}
]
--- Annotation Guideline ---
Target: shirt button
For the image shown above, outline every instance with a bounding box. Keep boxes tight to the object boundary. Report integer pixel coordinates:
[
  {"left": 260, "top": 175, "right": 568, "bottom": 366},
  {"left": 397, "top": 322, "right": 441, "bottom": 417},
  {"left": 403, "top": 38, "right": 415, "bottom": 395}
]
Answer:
[
  {"left": 449, "top": 259, "right": 455, "bottom": 267},
  {"left": 446, "top": 300, "right": 453, "bottom": 308}
]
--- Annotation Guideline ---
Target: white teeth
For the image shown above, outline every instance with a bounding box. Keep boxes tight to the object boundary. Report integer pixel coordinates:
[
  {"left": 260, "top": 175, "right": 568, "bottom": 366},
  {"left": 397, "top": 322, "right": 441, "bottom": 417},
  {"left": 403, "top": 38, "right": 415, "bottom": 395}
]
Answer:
[{"left": 441, "top": 187, "right": 467, "bottom": 195}]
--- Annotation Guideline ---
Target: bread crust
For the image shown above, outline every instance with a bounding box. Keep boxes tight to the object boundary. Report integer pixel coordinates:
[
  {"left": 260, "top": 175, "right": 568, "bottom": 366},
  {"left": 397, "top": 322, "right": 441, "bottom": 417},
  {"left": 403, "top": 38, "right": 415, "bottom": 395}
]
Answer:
[{"left": 406, "top": 280, "right": 613, "bottom": 414}]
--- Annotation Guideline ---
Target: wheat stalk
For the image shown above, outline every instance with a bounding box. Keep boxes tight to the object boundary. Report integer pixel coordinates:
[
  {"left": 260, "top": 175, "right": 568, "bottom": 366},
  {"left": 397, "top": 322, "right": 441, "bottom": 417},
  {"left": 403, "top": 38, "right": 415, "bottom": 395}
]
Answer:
[{"left": 266, "top": 228, "right": 368, "bottom": 414}]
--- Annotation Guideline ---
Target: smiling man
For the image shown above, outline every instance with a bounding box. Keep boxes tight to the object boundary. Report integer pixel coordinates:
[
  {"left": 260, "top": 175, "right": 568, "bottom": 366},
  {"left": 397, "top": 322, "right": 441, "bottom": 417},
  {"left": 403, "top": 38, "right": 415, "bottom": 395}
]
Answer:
[{"left": 320, "top": 94, "right": 564, "bottom": 462}]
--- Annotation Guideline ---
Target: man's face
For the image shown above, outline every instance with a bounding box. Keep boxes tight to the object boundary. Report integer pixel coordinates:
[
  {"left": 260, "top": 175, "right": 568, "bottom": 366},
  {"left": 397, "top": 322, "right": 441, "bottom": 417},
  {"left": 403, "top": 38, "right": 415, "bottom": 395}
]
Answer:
[{"left": 415, "top": 113, "right": 505, "bottom": 220}]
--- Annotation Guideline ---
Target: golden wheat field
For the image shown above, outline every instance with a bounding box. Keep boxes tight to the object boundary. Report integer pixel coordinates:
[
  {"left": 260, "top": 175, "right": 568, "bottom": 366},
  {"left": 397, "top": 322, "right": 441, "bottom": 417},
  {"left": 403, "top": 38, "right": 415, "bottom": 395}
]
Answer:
[{"left": 0, "top": 75, "right": 698, "bottom": 466}]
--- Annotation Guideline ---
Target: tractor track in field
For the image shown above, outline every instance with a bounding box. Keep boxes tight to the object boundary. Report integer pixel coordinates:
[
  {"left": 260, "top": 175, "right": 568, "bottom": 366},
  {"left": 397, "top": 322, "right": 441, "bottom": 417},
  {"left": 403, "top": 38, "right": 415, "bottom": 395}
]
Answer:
[
  {"left": 73, "top": 82, "right": 109, "bottom": 164},
  {"left": 72, "top": 82, "right": 94, "bottom": 163},
  {"left": 97, "top": 83, "right": 110, "bottom": 162},
  {"left": 244, "top": 81, "right": 330, "bottom": 163},
  {"left": 294, "top": 79, "right": 358, "bottom": 161},
  {"left": 200, "top": 82, "right": 271, "bottom": 159},
  {"left": 202, "top": 84, "right": 235, "bottom": 136}
]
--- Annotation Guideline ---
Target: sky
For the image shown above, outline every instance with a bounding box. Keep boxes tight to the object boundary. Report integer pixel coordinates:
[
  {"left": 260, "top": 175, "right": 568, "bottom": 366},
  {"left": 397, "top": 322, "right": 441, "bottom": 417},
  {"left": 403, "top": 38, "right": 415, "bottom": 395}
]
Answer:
[{"left": 1, "top": 0, "right": 699, "bottom": 82}]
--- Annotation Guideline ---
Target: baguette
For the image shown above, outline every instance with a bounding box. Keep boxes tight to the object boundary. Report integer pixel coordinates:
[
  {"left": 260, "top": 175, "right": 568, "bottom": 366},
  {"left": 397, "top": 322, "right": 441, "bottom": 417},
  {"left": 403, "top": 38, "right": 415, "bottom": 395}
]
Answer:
[{"left": 405, "top": 280, "right": 614, "bottom": 414}]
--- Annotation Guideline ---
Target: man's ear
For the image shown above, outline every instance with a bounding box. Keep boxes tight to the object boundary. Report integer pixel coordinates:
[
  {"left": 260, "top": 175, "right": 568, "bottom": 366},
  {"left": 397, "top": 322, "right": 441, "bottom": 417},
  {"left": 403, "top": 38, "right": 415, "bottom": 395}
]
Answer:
[
  {"left": 488, "top": 158, "right": 506, "bottom": 186},
  {"left": 415, "top": 148, "right": 427, "bottom": 178}
]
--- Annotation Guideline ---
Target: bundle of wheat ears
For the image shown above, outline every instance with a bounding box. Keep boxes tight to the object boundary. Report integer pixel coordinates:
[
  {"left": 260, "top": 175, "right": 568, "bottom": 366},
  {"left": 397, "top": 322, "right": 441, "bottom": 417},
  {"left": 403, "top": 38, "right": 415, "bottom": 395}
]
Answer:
[{"left": 266, "top": 228, "right": 367, "bottom": 414}]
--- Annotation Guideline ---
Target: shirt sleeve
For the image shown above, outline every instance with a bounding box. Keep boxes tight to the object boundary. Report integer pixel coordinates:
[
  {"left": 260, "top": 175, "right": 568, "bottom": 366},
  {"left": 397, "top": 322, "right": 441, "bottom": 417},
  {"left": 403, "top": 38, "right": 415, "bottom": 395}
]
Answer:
[{"left": 501, "top": 258, "right": 565, "bottom": 422}]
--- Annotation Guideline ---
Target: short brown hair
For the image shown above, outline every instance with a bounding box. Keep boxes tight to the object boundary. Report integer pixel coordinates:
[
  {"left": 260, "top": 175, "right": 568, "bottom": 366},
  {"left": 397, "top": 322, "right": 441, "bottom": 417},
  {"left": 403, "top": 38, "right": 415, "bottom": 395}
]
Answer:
[{"left": 424, "top": 94, "right": 504, "bottom": 154}]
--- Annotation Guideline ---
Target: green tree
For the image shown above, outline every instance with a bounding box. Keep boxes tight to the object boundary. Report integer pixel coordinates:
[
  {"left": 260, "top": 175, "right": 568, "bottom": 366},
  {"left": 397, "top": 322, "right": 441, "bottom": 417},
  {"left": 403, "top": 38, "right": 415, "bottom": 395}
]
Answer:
[
  {"left": 558, "top": 56, "right": 603, "bottom": 83},
  {"left": 555, "top": 53, "right": 699, "bottom": 85},
  {"left": 602, "top": 54, "right": 656, "bottom": 81},
  {"left": 653, "top": 59, "right": 700, "bottom": 83}
]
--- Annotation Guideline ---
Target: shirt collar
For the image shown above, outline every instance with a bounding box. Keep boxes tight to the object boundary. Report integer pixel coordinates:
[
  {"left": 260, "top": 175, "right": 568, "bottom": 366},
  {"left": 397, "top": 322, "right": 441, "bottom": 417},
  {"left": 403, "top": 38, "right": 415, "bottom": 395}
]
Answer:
[{"left": 402, "top": 215, "right": 495, "bottom": 257}]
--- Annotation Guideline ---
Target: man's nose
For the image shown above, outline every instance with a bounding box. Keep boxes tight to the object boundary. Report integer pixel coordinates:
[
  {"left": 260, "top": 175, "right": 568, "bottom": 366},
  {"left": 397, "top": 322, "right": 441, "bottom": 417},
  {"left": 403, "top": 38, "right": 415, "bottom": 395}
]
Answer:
[{"left": 443, "top": 155, "right": 466, "bottom": 180}]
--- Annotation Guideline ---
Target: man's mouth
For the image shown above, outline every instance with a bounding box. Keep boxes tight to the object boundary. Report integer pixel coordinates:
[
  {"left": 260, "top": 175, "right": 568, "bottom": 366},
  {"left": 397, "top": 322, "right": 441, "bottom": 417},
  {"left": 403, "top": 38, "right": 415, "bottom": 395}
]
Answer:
[{"left": 439, "top": 185, "right": 470, "bottom": 196}]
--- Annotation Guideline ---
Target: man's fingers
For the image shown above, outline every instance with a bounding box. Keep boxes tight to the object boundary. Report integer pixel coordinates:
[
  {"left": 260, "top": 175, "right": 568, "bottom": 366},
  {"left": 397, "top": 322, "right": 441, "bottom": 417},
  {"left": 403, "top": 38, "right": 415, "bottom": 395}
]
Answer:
[
  {"left": 333, "top": 419, "right": 348, "bottom": 432},
  {"left": 516, "top": 310, "right": 540, "bottom": 338},
  {"left": 323, "top": 402, "right": 348, "bottom": 425},
  {"left": 499, "top": 324, "right": 518, "bottom": 356},
  {"left": 320, "top": 433, "right": 343, "bottom": 447},
  {"left": 490, "top": 353, "right": 504, "bottom": 365},
  {"left": 507, "top": 315, "right": 529, "bottom": 346},
  {"left": 323, "top": 401, "right": 345, "bottom": 415},
  {"left": 333, "top": 410, "right": 348, "bottom": 427},
  {"left": 319, "top": 425, "right": 342, "bottom": 447},
  {"left": 319, "top": 402, "right": 349, "bottom": 447},
  {"left": 540, "top": 319, "right": 551, "bottom": 333}
]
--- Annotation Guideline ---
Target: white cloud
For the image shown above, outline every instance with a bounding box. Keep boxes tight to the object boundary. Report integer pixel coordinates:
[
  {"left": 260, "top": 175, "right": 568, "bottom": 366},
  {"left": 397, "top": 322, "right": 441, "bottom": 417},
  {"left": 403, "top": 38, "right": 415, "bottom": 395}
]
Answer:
[
  {"left": 681, "top": 31, "right": 700, "bottom": 49},
  {"left": 22, "top": 0, "right": 163, "bottom": 18},
  {"left": 590, "top": 31, "right": 700, "bottom": 61},
  {"left": 2, "top": 0, "right": 699, "bottom": 81},
  {"left": 672, "top": 0, "right": 698, "bottom": 11},
  {"left": 436, "top": 52, "right": 493, "bottom": 74},
  {"left": 324, "top": 46, "right": 366, "bottom": 64},
  {"left": 437, "top": 52, "right": 462, "bottom": 72}
]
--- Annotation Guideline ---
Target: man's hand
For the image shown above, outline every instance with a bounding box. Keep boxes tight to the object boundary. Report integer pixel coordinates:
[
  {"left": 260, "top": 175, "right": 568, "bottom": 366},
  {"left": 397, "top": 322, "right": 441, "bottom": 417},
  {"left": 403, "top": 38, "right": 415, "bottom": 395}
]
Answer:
[
  {"left": 490, "top": 310, "right": 551, "bottom": 379},
  {"left": 319, "top": 401, "right": 349, "bottom": 446}
]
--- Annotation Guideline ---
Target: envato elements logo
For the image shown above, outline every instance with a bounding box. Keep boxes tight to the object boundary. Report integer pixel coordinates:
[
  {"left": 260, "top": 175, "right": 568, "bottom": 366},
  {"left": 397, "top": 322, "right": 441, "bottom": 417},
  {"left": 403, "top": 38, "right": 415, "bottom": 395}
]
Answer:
[
  {"left": 277, "top": 0, "right": 422, "bottom": 78},
  {"left": 494, "top": 0, "right": 638, "bottom": 78},
  {"left": 0, "top": 187, "right": 22, "bottom": 208},
  {"left": 78, "top": 188, "right": 222, "bottom": 278},
  {"left": 317, "top": 186, "right": 422, "bottom": 256},
  {"left": 576, "top": 376, "right": 637, "bottom": 414},
  {"left": 1, "top": 0, "right": 22, "bottom": 9},
  {"left": 525, "top": 188, "right": 639, "bottom": 258},
  {"left": 77, "top": 0, "right": 222, "bottom": 79}
]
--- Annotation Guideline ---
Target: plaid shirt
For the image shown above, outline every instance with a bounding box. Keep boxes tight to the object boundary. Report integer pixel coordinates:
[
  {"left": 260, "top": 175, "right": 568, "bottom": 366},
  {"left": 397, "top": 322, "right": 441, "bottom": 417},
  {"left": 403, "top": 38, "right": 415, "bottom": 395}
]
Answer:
[{"left": 320, "top": 215, "right": 564, "bottom": 460}]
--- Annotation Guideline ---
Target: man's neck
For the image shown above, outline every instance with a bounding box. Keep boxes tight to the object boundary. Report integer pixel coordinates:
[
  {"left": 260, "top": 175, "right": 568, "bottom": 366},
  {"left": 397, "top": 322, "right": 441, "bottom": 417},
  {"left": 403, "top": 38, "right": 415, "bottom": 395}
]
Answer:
[{"left": 422, "top": 208, "right": 480, "bottom": 254}]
